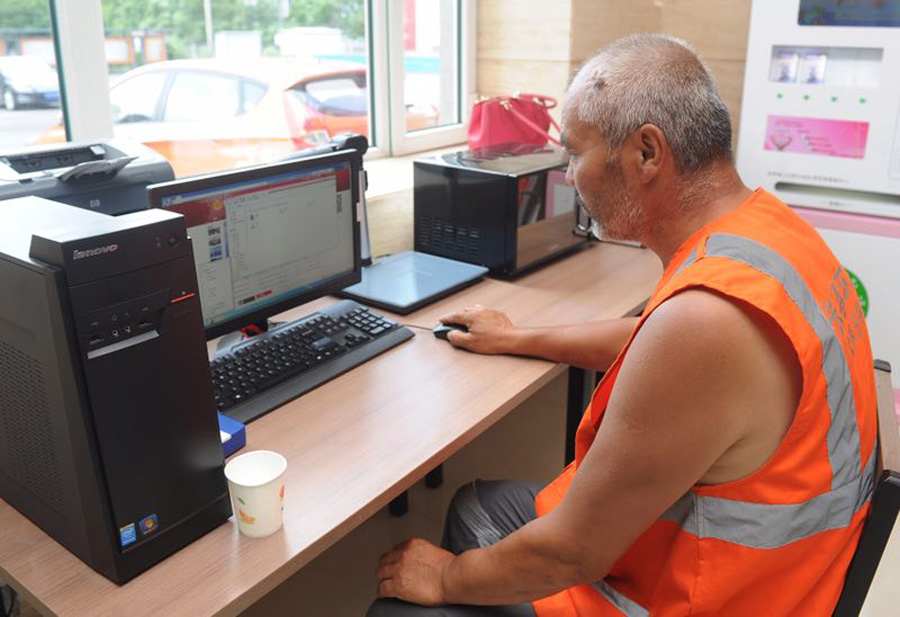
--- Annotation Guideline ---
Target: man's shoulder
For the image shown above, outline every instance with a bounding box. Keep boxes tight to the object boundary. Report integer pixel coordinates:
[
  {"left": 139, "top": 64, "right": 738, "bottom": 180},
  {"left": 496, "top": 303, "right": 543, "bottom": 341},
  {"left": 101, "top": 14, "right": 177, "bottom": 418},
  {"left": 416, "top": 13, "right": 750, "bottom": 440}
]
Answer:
[
  {"left": 635, "top": 288, "right": 758, "bottom": 353},
  {"left": 618, "top": 287, "right": 800, "bottom": 484},
  {"left": 627, "top": 286, "right": 797, "bottom": 405}
]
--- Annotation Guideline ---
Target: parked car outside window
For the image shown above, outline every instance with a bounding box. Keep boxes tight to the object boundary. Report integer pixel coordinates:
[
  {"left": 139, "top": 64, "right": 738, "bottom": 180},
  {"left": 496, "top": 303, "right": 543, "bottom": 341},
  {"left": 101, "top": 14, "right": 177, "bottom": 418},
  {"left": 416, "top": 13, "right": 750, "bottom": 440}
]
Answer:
[
  {"left": 0, "top": 55, "right": 61, "bottom": 111},
  {"left": 34, "top": 58, "right": 439, "bottom": 177}
]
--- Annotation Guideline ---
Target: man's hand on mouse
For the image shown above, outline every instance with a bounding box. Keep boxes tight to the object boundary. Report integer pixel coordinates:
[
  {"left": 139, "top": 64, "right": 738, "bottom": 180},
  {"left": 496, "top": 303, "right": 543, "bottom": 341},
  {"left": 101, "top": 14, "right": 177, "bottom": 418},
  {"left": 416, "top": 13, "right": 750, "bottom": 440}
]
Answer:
[{"left": 438, "top": 305, "right": 515, "bottom": 354}]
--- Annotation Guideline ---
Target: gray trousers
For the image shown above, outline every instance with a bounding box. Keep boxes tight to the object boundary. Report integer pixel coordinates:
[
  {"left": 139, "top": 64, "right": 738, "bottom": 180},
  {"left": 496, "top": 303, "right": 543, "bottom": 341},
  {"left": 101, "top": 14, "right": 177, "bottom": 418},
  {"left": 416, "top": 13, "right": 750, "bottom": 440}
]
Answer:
[{"left": 366, "top": 480, "right": 543, "bottom": 617}]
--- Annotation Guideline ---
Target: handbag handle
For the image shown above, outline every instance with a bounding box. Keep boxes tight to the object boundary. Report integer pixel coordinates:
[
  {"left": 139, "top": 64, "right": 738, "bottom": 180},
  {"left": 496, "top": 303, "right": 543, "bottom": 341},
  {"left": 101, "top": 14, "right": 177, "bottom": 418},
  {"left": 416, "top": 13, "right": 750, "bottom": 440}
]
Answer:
[
  {"left": 515, "top": 93, "right": 558, "bottom": 109},
  {"left": 476, "top": 93, "right": 558, "bottom": 110},
  {"left": 504, "top": 102, "right": 562, "bottom": 147}
]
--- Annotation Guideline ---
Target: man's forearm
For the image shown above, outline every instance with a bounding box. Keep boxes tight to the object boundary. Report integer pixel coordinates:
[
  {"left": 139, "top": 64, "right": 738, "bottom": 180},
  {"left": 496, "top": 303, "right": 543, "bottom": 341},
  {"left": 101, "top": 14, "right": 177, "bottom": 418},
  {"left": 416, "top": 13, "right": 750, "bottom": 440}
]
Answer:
[
  {"left": 440, "top": 515, "right": 598, "bottom": 606},
  {"left": 505, "top": 317, "right": 639, "bottom": 371}
]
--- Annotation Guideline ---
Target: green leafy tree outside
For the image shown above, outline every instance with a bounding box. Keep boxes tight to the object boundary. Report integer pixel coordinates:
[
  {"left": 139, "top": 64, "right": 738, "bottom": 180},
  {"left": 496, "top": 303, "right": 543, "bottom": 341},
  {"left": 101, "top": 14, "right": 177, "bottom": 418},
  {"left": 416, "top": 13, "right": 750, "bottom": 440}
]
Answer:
[
  {"left": 101, "top": 0, "right": 364, "bottom": 59},
  {"left": 0, "top": 0, "right": 51, "bottom": 28},
  {"left": 0, "top": 0, "right": 364, "bottom": 60}
]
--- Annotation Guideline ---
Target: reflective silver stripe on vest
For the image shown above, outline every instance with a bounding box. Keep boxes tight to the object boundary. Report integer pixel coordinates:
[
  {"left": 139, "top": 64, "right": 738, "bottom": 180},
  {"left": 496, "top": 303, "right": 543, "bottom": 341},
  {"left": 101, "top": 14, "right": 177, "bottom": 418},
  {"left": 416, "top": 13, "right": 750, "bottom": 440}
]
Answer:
[
  {"left": 705, "top": 233, "right": 862, "bottom": 489},
  {"left": 590, "top": 580, "right": 649, "bottom": 617},
  {"left": 673, "top": 248, "right": 698, "bottom": 277},
  {"left": 656, "top": 233, "right": 874, "bottom": 550},
  {"left": 661, "top": 453, "right": 875, "bottom": 549}
]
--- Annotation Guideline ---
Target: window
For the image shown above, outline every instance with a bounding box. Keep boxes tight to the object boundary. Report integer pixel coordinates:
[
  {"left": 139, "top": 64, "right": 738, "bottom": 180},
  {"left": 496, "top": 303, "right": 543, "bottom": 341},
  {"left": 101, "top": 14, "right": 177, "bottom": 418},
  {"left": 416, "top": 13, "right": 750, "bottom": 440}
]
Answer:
[
  {"left": 299, "top": 75, "right": 368, "bottom": 116},
  {"left": 110, "top": 71, "right": 167, "bottom": 123},
  {"left": 0, "top": 1, "right": 62, "bottom": 150},
  {"left": 372, "top": 0, "right": 473, "bottom": 156},
  {"left": 243, "top": 80, "right": 268, "bottom": 112},
  {"left": 286, "top": 70, "right": 370, "bottom": 144},
  {"left": 402, "top": 0, "right": 459, "bottom": 132},
  {"left": 163, "top": 72, "right": 242, "bottom": 123},
  {"left": 47, "top": 0, "right": 475, "bottom": 177}
]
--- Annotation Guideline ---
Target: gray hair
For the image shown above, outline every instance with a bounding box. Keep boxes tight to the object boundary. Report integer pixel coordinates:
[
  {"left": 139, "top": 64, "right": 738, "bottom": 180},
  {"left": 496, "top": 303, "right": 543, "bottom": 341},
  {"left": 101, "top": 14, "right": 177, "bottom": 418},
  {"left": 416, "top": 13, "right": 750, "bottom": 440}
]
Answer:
[{"left": 565, "top": 34, "right": 733, "bottom": 173}]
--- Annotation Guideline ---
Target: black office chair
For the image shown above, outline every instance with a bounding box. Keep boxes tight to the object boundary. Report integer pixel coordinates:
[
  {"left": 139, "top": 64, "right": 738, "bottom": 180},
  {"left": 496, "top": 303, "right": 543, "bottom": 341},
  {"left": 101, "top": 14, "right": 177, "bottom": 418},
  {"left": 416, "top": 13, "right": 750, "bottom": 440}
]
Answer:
[{"left": 833, "top": 360, "right": 900, "bottom": 616}]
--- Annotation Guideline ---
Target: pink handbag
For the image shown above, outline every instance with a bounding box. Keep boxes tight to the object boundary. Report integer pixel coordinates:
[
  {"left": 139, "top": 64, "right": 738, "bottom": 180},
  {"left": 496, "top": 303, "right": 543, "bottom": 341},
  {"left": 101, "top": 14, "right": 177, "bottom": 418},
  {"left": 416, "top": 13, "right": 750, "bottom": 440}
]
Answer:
[{"left": 467, "top": 93, "right": 562, "bottom": 149}]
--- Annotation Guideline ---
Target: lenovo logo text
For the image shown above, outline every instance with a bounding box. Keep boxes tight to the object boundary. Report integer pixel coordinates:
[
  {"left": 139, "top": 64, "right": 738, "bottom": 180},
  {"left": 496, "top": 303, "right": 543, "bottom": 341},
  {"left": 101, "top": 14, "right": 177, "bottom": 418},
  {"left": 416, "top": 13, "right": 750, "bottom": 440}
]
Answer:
[{"left": 72, "top": 244, "right": 119, "bottom": 260}]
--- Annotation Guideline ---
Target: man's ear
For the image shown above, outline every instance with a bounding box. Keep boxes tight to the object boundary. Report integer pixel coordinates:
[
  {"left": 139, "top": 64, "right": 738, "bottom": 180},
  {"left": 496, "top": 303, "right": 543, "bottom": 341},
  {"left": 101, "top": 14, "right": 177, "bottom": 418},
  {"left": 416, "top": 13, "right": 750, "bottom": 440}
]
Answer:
[{"left": 631, "top": 124, "right": 667, "bottom": 184}]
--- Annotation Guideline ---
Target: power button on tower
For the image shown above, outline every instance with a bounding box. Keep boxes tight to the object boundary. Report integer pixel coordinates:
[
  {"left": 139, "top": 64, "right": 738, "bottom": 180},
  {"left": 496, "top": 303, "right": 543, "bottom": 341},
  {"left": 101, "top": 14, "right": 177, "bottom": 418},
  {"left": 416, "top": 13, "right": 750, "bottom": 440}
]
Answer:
[{"left": 167, "top": 234, "right": 180, "bottom": 247}]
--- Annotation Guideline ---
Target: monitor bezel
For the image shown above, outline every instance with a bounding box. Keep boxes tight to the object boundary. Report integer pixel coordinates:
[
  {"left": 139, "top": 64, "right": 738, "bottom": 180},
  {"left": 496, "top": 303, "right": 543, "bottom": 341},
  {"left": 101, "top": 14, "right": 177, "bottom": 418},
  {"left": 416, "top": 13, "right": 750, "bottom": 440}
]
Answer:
[{"left": 147, "top": 149, "right": 362, "bottom": 341}]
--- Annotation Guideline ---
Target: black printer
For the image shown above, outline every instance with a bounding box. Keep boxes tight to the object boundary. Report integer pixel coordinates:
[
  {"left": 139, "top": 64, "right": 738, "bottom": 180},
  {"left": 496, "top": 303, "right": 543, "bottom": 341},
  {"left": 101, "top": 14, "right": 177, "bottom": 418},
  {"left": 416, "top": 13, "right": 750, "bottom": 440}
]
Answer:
[
  {"left": 0, "top": 196, "right": 230, "bottom": 583},
  {"left": 0, "top": 139, "right": 174, "bottom": 216}
]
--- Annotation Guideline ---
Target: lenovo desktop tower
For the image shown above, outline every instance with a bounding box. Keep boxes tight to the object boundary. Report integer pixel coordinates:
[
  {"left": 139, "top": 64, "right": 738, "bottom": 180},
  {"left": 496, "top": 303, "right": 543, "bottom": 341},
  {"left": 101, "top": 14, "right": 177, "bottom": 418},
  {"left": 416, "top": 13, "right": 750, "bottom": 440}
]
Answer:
[{"left": 0, "top": 196, "right": 230, "bottom": 584}]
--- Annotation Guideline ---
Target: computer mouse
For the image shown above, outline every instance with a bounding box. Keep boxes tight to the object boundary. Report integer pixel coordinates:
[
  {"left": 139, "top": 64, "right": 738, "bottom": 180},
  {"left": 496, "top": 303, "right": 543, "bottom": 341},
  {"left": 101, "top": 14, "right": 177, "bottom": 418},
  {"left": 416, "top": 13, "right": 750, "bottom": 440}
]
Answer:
[{"left": 433, "top": 323, "right": 468, "bottom": 340}]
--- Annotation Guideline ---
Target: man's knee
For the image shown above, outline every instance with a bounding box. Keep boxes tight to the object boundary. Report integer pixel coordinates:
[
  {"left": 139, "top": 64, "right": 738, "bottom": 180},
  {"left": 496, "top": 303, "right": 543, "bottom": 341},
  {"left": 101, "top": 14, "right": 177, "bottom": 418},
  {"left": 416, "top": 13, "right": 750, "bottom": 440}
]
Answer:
[
  {"left": 367, "top": 598, "right": 424, "bottom": 617},
  {"left": 442, "top": 480, "right": 543, "bottom": 554},
  {"left": 366, "top": 598, "right": 389, "bottom": 617},
  {"left": 446, "top": 482, "right": 478, "bottom": 531},
  {"left": 367, "top": 598, "right": 537, "bottom": 617},
  {"left": 443, "top": 481, "right": 487, "bottom": 554}
]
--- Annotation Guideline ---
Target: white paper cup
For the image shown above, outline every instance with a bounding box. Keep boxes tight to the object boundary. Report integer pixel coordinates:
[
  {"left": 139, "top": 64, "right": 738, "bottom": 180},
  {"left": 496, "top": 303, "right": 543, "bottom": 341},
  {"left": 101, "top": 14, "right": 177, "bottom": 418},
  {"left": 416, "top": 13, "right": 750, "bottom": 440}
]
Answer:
[{"left": 224, "top": 450, "right": 287, "bottom": 538}]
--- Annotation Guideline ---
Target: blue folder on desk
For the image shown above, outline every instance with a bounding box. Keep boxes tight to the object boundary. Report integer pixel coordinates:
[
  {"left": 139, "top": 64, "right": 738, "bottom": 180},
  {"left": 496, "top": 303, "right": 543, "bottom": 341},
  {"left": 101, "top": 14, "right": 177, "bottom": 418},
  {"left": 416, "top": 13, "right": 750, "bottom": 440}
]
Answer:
[{"left": 340, "top": 251, "right": 488, "bottom": 315}]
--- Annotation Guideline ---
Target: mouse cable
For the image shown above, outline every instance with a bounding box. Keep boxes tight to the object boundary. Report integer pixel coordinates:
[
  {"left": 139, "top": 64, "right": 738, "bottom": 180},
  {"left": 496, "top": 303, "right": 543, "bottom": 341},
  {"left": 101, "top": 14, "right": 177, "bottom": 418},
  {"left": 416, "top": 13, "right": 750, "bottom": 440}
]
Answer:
[{"left": 399, "top": 323, "right": 433, "bottom": 333}]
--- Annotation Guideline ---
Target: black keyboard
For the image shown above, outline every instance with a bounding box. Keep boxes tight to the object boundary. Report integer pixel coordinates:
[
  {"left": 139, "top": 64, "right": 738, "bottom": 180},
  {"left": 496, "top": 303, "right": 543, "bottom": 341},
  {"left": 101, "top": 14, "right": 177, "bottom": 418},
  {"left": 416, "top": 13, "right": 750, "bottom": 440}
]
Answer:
[{"left": 209, "top": 300, "right": 414, "bottom": 424}]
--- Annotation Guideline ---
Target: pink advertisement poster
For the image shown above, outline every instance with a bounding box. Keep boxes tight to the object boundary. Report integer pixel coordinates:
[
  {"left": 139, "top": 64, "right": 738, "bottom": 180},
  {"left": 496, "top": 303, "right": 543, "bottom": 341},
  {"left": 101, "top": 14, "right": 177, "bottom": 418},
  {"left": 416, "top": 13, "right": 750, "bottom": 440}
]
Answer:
[{"left": 764, "top": 115, "right": 869, "bottom": 159}]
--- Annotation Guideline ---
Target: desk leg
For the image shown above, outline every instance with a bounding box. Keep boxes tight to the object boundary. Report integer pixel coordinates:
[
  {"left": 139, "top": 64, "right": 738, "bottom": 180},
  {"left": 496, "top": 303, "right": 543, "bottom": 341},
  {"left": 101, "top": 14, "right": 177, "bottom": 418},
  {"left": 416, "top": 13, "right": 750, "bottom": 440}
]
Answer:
[
  {"left": 387, "top": 464, "right": 443, "bottom": 517},
  {"left": 389, "top": 492, "right": 408, "bottom": 517},
  {"left": 425, "top": 464, "right": 443, "bottom": 489},
  {"left": 566, "top": 367, "right": 597, "bottom": 464}
]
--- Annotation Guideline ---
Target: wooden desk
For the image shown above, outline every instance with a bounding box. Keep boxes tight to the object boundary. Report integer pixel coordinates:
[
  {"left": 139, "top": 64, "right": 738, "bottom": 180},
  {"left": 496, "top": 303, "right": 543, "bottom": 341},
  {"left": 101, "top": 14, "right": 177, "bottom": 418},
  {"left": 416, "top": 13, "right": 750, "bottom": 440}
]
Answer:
[{"left": 0, "top": 243, "right": 661, "bottom": 617}]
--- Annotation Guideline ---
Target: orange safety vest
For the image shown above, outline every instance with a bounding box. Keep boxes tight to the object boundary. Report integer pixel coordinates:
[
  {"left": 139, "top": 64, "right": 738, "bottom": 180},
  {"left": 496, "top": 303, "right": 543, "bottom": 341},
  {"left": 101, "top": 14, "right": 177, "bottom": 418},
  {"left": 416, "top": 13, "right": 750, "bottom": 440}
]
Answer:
[{"left": 533, "top": 189, "right": 877, "bottom": 616}]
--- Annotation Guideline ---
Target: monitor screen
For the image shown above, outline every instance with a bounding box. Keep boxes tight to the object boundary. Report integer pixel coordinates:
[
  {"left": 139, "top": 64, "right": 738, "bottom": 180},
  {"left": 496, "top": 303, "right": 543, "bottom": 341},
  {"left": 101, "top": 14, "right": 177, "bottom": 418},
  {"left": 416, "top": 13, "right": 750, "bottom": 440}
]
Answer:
[{"left": 149, "top": 152, "right": 360, "bottom": 339}]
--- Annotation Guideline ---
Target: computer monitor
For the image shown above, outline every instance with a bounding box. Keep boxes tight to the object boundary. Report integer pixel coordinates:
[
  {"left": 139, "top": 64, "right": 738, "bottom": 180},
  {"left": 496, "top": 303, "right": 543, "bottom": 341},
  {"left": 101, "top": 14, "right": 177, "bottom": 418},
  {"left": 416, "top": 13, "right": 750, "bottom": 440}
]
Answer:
[{"left": 147, "top": 150, "right": 362, "bottom": 340}]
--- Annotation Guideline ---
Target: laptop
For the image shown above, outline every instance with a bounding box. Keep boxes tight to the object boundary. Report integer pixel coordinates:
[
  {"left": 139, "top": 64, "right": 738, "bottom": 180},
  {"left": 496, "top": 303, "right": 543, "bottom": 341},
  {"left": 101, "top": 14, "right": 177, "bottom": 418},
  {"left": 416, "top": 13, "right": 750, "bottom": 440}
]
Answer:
[{"left": 339, "top": 251, "right": 488, "bottom": 315}]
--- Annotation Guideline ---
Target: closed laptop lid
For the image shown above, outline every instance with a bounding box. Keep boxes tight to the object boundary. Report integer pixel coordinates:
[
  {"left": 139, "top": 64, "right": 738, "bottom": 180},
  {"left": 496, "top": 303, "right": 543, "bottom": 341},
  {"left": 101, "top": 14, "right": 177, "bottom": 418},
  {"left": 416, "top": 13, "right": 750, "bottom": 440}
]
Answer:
[{"left": 341, "top": 251, "right": 487, "bottom": 314}]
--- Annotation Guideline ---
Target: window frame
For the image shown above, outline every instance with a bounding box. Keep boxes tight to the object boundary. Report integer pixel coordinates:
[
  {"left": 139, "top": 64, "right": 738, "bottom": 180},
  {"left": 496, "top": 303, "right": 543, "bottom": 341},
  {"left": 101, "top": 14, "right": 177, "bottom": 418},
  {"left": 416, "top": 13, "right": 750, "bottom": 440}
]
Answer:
[
  {"left": 384, "top": 0, "right": 474, "bottom": 156},
  {"left": 52, "top": 0, "right": 114, "bottom": 141},
  {"left": 52, "top": 0, "right": 475, "bottom": 161}
]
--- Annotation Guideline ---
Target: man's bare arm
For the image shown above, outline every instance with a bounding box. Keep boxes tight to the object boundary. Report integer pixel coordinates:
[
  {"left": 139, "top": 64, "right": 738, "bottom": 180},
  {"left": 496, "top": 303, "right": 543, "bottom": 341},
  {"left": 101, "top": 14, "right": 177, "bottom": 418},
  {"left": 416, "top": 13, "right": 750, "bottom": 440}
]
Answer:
[
  {"left": 378, "top": 290, "right": 799, "bottom": 605},
  {"left": 438, "top": 305, "right": 639, "bottom": 371}
]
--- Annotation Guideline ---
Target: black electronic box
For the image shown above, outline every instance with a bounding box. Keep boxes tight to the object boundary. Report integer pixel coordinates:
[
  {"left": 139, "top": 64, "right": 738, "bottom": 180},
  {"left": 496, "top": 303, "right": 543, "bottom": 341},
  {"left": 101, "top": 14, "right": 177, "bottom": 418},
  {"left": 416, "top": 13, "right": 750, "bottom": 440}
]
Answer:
[
  {"left": 0, "top": 196, "right": 230, "bottom": 584},
  {"left": 414, "top": 143, "right": 590, "bottom": 277},
  {"left": 0, "top": 140, "right": 174, "bottom": 216}
]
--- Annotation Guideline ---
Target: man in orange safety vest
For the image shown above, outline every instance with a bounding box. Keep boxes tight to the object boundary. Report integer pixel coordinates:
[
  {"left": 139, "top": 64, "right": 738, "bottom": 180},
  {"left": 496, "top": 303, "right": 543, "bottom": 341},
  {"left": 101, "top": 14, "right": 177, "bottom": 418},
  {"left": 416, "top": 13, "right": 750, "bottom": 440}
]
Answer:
[{"left": 369, "top": 33, "right": 876, "bottom": 617}]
